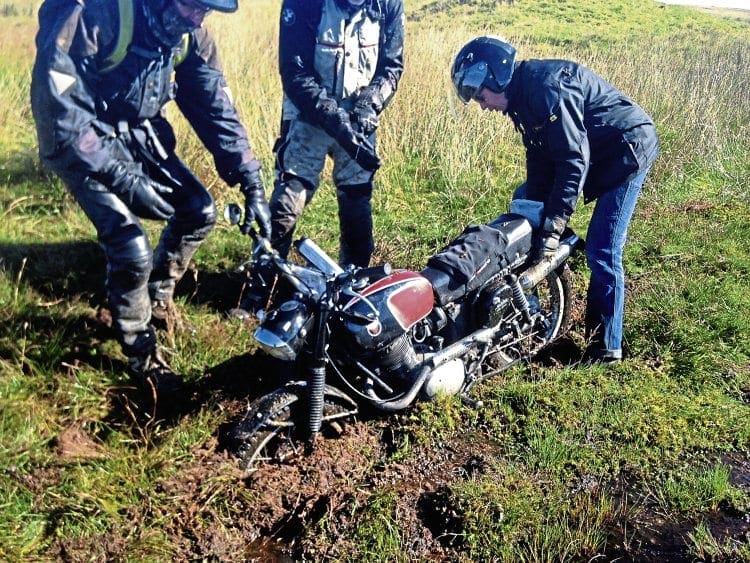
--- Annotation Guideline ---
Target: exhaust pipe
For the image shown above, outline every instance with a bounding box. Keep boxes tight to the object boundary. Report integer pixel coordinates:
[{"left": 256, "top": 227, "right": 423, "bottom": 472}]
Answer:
[{"left": 519, "top": 233, "right": 580, "bottom": 290}]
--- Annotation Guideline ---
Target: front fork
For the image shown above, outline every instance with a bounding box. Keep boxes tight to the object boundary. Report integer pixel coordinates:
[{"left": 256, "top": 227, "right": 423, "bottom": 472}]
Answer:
[{"left": 306, "top": 298, "right": 330, "bottom": 443}]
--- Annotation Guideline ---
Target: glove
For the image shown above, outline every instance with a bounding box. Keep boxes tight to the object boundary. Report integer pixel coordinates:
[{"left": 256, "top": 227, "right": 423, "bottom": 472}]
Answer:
[
  {"left": 319, "top": 101, "right": 381, "bottom": 172},
  {"left": 351, "top": 86, "right": 383, "bottom": 136},
  {"left": 535, "top": 216, "right": 567, "bottom": 262},
  {"left": 240, "top": 169, "right": 272, "bottom": 239},
  {"left": 101, "top": 161, "right": 174, "bottom": 220}
]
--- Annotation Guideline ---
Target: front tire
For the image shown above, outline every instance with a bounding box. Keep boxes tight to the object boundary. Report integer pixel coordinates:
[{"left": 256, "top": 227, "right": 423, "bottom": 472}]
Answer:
[{"left": 230, "top": 382, "right": 358, "bottom": 473}]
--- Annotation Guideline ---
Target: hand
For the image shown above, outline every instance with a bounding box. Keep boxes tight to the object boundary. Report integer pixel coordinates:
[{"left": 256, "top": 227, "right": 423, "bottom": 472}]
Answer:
[
  {"left": 240, "top": 170, "right": 272, "bottom": 239},
  {"left": 534, "top": 216, "right": 567, "bottom": 262},
  {"left": 103, "top": 161, "right": 174, "bottom": 220},
  {"left": 319, "top": 102, "right": 381, "bottom": 171},
  {"left": 351, "top": 86, "right": 383, "bottom": 136},
  {"left": 351, "top": 105, "right": 379, "bottom": 136},
  {"left": 536, "top": 232, "right": 560, "bottom": 262}
]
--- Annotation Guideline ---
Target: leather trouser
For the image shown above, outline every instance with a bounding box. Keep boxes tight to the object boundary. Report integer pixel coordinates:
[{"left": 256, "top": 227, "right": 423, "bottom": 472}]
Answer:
[{"left": 71, "top": 154, "right": 216, "bottom": 357}]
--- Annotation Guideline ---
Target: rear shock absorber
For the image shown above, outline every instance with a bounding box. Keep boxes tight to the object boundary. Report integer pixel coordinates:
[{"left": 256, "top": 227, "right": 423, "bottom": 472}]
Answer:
[{"left": 507, "top": 274, "right": 532, "bottom": 326}]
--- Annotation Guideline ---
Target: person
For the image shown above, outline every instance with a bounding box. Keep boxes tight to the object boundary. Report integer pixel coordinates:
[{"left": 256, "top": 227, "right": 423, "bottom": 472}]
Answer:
[
  {"left": 30, "top": 0, "right": 271, "bottom": 391},
  {"left": 451, "top": 36, "right": 659, "bottom": 363},
  {"left": 269, "top": 0, "right": 405, "bottom": 268}
]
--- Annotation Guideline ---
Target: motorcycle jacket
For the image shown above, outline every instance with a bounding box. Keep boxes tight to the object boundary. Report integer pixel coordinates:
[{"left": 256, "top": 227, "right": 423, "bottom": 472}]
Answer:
[
  {"left": 505, "top": 59, "right": 659, "bottom": 223},
  {"left": 30, "top": 0, "right": 262, "bottom": 189},
  {"left": 278, "top": 0, "right": 405, "bottom": 123}
]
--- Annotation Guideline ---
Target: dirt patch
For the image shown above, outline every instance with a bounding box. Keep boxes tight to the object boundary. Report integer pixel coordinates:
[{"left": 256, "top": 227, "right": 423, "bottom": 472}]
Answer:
[{"left": 52, "top": 424, "right": 106, "bottom": 460}]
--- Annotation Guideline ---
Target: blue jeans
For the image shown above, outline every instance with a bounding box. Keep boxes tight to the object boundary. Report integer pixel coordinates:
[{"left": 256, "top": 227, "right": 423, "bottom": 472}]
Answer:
[
  {"left": 584, "top": 168, "right": 650, "bottom": 360},
  {"left": 514, "top": 167, "right": 651, "bottom": 360}
]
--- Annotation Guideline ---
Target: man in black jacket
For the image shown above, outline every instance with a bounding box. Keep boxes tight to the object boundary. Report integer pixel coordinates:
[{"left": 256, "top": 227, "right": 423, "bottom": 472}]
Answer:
[
  {"left": 31, "top": 0, "right": 271, "bottom": 391},
  {"left": 452, "top": 36, "right": 659, "bottom": 363},
  {"left": 270, "top": 0, "right": 405, "bottom": 268}
]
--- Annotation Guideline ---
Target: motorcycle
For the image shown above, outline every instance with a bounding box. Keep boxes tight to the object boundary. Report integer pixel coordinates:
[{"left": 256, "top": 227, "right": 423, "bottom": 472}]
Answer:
[{"left": 224, "top": 202, "right": 581, "bottom": 473}]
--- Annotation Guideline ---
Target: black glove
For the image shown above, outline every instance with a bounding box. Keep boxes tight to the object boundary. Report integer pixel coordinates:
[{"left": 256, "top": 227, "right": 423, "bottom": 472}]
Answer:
[
  {"left": 101, "top": 161, "right": 174, "bottom": 220},
  {"left": 351, "top": 86, "right": 383, "bottom": 136},
  {"left": 319, "top": 101, "right": 381, "bottom": 172},
  {"left": 240, "top": 169, "right": 271, "bottom": 239},
  {"left": 534, "top": 216, "right": 567, "bottom": 262}
]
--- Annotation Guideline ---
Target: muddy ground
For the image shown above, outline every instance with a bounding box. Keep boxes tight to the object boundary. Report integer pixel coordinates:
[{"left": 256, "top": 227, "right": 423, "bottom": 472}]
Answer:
[
  {"left": 47, "top": 386, "right": 750, "bottom": 562},
  {"left": 12, "top": 260, "right": 748, "bottom": 561}
]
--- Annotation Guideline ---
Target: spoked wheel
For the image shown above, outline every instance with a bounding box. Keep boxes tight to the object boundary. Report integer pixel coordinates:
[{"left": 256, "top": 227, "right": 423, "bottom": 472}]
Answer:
[
  {"left": 231, "top": 382, "right": 358, "bottom": 473},
  {"left": 524, "top": 263, "right": 573, "bottom": 356}
]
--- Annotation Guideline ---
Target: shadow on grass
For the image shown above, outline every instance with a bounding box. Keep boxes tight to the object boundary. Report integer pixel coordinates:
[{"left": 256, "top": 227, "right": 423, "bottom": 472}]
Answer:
[
  {"left": 0, "top": 240, "right": 283, "bottom": 444},
  {"left": 0, "top": 239, "right": 254, "bottom": 314}
]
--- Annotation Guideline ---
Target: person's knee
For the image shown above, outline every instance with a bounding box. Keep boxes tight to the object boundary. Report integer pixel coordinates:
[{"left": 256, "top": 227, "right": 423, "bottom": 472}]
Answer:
[
  {"left": 178, "top": 195, "right": 217, "bottom": 235},
  {"left": 270, "top": 177, "right": 311, "bottom": 230},
  {"left": 107, "top": 234, "right": 153, "bottom": 288},
  {"left": 337, "top": 182, "right": 373, "bottom": 203}
]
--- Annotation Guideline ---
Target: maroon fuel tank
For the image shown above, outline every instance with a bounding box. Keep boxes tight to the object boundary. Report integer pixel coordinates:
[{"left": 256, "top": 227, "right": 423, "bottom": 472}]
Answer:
[{"left": 341, "top": 270, "right": 434, "bottom": 350}]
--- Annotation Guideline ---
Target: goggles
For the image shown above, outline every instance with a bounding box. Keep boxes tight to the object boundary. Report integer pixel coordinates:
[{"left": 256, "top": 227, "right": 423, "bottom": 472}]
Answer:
[{"left": 454, "top": 61, "right": 490, "bottom": 104}]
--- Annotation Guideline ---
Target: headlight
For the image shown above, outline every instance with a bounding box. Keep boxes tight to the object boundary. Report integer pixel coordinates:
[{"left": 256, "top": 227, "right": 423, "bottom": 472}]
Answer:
[{"left": 253, "top": 299, "right": 313, "bottom": 361}]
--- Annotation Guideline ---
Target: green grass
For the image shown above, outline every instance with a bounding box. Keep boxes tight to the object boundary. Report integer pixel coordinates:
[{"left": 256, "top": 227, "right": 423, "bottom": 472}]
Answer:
[{"left": 2, "top": 0, "right": 750, "bottom": 560}]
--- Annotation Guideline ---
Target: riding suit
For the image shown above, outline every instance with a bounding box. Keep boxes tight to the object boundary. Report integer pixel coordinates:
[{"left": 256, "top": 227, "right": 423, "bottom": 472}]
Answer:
[
  {"left": 30, "top": 0, "right": 265, "bottom": 363},
  {"left": 506, "top": 59, "right": 659, "bottom": 360},
  {"left": 271, "top": 0, "right": 405, "bottom": 267}
]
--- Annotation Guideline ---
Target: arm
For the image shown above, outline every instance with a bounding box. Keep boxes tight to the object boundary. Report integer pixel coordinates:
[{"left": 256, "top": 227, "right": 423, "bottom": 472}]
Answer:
[
  {"left": 360, "top": 0, "right": 405, "bottom": 110},
  {"left": 30, "top": 0, "right": 119, "bottom": 186},
  {"left": 540, "top": 72, "right": 590, "bottom": 225},
  {"left": 350, "top": 0, "right": 405, "bottom": 133}
]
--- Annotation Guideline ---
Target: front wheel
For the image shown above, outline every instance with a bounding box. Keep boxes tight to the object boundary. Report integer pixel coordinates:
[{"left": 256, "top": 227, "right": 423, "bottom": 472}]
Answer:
[{"left": 230, "top": 382, "right": 358, "bottom": 473}]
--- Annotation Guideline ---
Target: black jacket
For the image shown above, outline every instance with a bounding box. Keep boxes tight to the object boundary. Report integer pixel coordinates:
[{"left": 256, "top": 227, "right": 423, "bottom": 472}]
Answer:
[
  {"left": 30, "top": 0, "right": 261, "bottom": 188},
  {"left": 505, "top": 59, "right": 659, "bottom": 222}
]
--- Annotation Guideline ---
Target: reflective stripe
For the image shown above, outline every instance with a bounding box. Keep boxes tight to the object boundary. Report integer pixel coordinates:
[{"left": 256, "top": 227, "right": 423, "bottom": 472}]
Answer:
[
  {"left": 173, "top": 33, "right": 190, "bottom": 67},
  {"left": 101, "top": 0, "right": 189, "bottom": 73},
  {"left": 101, "top": 0, "right": 134, "bottom": 73}
]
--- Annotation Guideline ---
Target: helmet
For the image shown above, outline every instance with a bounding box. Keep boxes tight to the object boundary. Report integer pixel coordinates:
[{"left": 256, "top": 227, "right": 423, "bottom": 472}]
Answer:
[
  {"left": 451, "top": 36, "right": 516, "bottom": 103},
  {"left": 335, "top": 0, "right": 367, "bottom": 8},
  {"left": 195, "top": 0, "right": 238, "bottom": 12}
]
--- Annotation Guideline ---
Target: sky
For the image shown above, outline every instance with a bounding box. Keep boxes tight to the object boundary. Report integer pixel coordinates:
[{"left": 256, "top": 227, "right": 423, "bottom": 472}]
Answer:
[{"left": 659, "top": 0, "right": 750, "bottom": 9}]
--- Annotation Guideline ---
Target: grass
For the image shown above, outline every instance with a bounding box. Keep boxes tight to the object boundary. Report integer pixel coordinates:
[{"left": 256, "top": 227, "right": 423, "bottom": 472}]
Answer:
[{"left": 1, "top": 0, "right": 750, "bottom": 560}]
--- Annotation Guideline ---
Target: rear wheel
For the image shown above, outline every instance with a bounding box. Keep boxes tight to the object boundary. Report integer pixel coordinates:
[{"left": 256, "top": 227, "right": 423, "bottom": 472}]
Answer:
[
  {"left": 525, "top": 263, "right": 573, "bottom": 355},
  {"left": 231, "top": 382, "right": 358, "bottom": 473}
]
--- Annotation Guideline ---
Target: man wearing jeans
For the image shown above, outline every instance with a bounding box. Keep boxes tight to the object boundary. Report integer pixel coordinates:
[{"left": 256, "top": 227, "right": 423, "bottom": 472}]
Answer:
[{"left": 451, "top": 36, "right": 659, "bottom": 363}]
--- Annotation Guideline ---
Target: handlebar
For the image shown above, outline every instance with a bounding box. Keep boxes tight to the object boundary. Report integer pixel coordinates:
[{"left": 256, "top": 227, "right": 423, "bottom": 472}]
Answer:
[{"left": 225, "top": 202, "right": 382, "bottom": 318}]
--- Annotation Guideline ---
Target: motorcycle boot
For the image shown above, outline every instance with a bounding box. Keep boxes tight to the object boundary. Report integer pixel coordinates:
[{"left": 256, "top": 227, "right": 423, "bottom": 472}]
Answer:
[
  {"left": 337, "top": 182, "right": 374, "bottom": 268},
  {"left": 123, "top": 328, "right": 184, "bottom": 393}
]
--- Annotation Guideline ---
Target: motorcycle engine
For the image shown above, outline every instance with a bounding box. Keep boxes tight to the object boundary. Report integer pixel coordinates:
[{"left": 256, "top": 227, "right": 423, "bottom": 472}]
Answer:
[
  {"left": 338, "top": 271, "right": 434, "bottom": 390},
  {"left": 476, "top": 282, "right": 515, "bottom": 328}
]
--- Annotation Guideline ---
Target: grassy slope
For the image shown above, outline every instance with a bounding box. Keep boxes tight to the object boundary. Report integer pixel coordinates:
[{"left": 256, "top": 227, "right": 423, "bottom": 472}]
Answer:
[{"left": 1, "top": 0, "right": 749, "bottom": 560}]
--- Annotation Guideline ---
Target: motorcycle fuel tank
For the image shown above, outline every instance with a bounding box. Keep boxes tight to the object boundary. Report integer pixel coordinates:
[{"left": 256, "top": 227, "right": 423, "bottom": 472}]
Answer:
[{"left": 342, "top": 270, "right": 434, "bottom": 350}]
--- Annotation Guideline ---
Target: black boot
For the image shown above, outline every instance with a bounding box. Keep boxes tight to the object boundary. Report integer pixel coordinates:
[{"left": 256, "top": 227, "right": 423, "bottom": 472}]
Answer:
[{"left": 124, "top": 330, "right": 184, "bottom": 393}]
